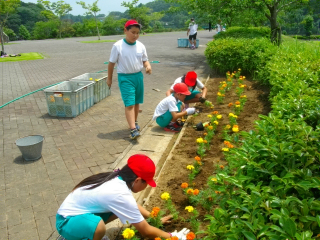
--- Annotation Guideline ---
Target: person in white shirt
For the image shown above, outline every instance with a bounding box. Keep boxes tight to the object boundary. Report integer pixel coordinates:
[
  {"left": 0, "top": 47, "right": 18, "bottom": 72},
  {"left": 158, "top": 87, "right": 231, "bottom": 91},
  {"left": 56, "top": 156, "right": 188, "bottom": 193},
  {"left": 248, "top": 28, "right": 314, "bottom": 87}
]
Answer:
[
  {"left": 56, "top": 154, "right": 190, "bottom": 240},
  {"left": 166, "top": 71, "right": 208, "bottom": 108},
  {"left": 187, "top": 18, "right": 198, "bottom": 50},
  {"left": 153, "top": 83, "right": 196, "bottom": 132},
  {"left": 107, "top": 19, "right": 152, "bottom": 140}
]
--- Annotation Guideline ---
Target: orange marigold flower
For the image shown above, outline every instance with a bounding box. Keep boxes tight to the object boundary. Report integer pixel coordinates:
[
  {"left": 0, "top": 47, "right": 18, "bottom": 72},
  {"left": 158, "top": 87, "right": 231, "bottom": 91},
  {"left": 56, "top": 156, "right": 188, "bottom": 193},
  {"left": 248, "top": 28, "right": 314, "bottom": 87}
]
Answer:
[
  {"left": 150, "top": 210, "right": 157, "bottom": 218},
  {"left": 203, "top": 140, "right": 208, "bottom": 143},
  {"left": 186, "top": 232, "right": 196, "bottom": 240},
  {"left": 186, "top": 188, "right": 194, "bottom": 194},
  {"left": 204, "top": 132, "right": 207, "bottom": 136},
  {"left": 181, "top": 182, "right": 188, "bottom": 189},
  {"left": 220, "top": 165, "right": 225, "bottom": 169},
  {"left": 212, "top": 111, "right": 218, "bottom": 114},
  {"left": 208, "top": 126, "right": 213, "bottom": 130},
  {"left": 194, "top": 156, "right": 201, "bottom": 161},
  {"left": 224, "top": 140, "right": 230, "bottom": 145},
  {"left": 235, "top": 101, "right": 240, "bottom": 105},
  {"left": 171, "top": 237, "right": 179, "bottom": 240},
  {"left": 228, "top": 103, "right": 233, "bottom": 107},
  {"left": 193, "top": 189, "right": 200, "bottom": 195},
  {"left": 152, "top": 207, "right": 160, "bottom": 213},
  {"left": 215, "top": 191, "right": 221, "bottom": 194},
  {"left": 155, "top": 238, "right": 162, "bottom": 240}
]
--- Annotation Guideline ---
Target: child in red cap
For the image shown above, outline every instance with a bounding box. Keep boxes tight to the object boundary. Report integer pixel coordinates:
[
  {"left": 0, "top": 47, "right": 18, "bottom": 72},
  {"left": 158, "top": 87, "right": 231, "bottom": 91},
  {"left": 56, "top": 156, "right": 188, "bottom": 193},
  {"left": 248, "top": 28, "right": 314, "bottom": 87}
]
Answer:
[
  {"left": 166, "top": 71, "right": 208, "bottom": 109},
  {"left": 56, "top": 154, "right": 189, "bottom": 240},
  {"left": 153, "top": 83, "right": 196, "bottom": 132},
  {"left": 107, "top": 20, "right": 152, "bottom": 140}
]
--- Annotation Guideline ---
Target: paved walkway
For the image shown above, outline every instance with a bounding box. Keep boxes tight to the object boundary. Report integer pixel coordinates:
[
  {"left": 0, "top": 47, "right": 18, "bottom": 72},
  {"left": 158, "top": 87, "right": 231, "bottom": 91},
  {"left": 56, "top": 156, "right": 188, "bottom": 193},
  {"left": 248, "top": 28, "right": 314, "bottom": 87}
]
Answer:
[{"left": 0, "top": 30, "right": 216, "bottom": 240}]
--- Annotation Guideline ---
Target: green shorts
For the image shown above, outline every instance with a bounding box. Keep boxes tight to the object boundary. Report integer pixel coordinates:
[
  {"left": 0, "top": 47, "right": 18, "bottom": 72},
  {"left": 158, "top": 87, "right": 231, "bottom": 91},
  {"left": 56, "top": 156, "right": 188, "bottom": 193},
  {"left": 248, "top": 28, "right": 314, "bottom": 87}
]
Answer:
[
  {"left": 118, "top": 72, "right": 144, "bottom": 107},
  {"left": 156, "top": 102, "right": 183, "bottom": 127},
  {"left": 185, "top": 90, "right": 201, "bottom": 101},
  {"left": 56, "top": 212, "right": 113, "bottom": 240}
]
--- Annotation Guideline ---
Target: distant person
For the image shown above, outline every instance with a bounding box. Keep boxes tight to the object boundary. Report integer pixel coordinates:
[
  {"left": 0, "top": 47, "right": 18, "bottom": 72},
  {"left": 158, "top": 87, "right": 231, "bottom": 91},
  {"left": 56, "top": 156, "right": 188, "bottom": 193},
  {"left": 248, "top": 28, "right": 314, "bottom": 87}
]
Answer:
[
  {"left": 216, "top": 19, "right": 222, "bottom": 34},
  {"left": 153, "top": 83, "right": 196, "bottom": 132},
  {"left": 107, "top": 20, "right": 152, "bottom": 140},
  {"left": 187, "top": 18, "right": 198, "bottom": 50},
  {"left": 166, "top": 71, "right": 208, "bottom": 109},
  {"left": 209, "top": 22, "right": 212, "bottom": 32}
]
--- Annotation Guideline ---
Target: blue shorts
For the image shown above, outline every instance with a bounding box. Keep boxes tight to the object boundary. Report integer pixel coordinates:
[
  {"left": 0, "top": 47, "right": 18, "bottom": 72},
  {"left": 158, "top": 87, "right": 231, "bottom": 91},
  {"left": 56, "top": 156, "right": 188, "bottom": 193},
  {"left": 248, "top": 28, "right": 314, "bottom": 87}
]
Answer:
[
  {"left": 118, "top": 72, "right": 144, "bottom": 107},
  {"left": 185, "top": 90, "right": 201, "bottom": 101},
  {"left": 156, "top": 102, "right": 183, "bottom": 127},
  {"left": 56, "top": 212, "right": 113, "bottom": 240}
]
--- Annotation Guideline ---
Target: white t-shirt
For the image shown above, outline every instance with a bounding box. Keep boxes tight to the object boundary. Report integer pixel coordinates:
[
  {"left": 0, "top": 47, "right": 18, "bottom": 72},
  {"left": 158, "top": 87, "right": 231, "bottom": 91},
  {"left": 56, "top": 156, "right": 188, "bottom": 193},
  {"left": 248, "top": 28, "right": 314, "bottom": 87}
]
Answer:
[
  {"left": 170, "top": 77, "right": 204, "bottom": 91},
  {"left": 153, "top": 95, "right": 180, "bottom": 120},
  {"left": 57, "top": 177, "right": 144, "bottom": 224},
  {"left": 188, "top": 23, "right": 198, "bottom": 35},
  {"left": 109, "top": 39, "right": 148, "bottom": 74}
]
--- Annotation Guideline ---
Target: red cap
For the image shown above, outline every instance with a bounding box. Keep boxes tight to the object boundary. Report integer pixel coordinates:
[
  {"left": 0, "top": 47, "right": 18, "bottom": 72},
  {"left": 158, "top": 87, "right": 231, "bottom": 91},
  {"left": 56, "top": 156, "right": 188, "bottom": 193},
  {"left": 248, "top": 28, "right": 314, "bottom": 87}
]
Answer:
[
  {"left": 127, "top": 154, "right": 156, "bottom": 187},
  {"left": 173, "top": 83, "right": 191, "bottom": 95},
  {"left": 125, "top": 19, "right": 141, "bottom": 28},
  {"left": 185, "top": 71, "right": 197, "bottom": 86}
]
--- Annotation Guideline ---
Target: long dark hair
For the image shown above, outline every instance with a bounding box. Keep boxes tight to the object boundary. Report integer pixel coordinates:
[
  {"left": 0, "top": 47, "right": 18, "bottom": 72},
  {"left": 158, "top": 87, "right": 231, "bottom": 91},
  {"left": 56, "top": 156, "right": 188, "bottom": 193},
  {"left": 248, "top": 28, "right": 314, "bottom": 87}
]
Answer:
[
  {"left": 181, "top": 74, "right": 196, "bottom": 91},
  {"left": 73, "top": 165, "right": 138, "bottom": 191}
]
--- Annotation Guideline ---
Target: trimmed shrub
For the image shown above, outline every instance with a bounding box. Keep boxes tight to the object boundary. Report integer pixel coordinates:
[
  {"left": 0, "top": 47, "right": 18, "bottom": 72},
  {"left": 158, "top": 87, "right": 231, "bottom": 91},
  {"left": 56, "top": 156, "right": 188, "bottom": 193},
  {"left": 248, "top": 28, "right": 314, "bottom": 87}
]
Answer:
[{"left": 214, "top": 26, "right": 271, "bottom": 39}]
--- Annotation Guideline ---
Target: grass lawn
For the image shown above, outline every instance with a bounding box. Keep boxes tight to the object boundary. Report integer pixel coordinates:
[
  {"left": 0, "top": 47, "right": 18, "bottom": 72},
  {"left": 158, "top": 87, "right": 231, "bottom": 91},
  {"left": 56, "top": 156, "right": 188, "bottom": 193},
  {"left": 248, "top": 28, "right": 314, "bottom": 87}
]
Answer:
[
  {"left": 0, "top": 52, "right": 44, "bottom": 62},
  {"left": 4, "top": 43, "right": 19, "bottom": 45},
  {"left": 80, "top": 40, "right": 117, "bottom": 43}
]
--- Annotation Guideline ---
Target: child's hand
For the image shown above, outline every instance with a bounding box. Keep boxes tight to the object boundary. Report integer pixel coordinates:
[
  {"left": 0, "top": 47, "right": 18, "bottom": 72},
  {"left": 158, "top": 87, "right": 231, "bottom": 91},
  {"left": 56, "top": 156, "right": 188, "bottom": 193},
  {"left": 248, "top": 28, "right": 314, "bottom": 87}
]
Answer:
[
  {"left": 145, "top": 66, "right": 152, "bottom": 75},
  {"left": 106, "top": 78, "right": 112, "bottom": 88}
]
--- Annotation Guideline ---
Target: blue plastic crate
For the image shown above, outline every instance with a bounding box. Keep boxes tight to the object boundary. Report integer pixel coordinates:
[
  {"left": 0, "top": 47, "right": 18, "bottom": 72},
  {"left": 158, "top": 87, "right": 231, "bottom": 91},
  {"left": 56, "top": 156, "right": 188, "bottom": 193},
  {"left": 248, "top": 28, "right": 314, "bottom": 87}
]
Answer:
[
  {"left": 44, "top": 81, "right": 94, "bottom": 117},
  {"left": 177, "top": 38, "right": 189, "bottom": 48},
  {"left": 70, "top": 73, "right": 111, "bottom": 104}
]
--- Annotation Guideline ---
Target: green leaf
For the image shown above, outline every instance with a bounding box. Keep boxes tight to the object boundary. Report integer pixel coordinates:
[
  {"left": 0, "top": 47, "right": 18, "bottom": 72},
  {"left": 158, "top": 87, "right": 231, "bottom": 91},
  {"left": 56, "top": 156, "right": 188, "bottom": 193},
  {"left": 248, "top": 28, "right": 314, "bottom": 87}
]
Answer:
[
  {"left": 257, "top": 226, "right": 269, "bottom": 238},
  {"left": 316, "top": 215, "right": 320, "bottom": 227},
  {"left": 242, "top": 231, "right": 257, "bottom": 240},
  {"left": 279, "top": 217, "right": 296, "bottom": 238}
]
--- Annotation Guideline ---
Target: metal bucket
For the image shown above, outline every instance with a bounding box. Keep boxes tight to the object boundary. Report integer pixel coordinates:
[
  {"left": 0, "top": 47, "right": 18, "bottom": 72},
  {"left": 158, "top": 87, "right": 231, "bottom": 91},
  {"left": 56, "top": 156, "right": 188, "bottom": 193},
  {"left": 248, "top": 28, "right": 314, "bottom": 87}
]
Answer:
[{"left": 15, "top": 135, "right": 44, "bottom": 161}]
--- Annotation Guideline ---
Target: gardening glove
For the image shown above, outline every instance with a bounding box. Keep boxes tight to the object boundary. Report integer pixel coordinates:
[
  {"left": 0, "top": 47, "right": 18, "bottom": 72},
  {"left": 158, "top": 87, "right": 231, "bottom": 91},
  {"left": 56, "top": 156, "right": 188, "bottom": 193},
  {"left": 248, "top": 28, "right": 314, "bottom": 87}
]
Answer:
[
  {"left": 171, "top": 228, "right": 190, "bottom": 240},
  {"left": 199, "top": 96, "right": 207, "bottom": 103},
  {"left": 186, "top": 107, "right": 196, "bottom": 115}
]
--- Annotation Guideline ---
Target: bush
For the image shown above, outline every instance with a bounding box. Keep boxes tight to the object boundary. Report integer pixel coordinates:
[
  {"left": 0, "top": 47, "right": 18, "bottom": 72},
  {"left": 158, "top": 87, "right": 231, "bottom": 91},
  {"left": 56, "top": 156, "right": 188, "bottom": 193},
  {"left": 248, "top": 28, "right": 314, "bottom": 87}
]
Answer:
[
  {"left": 3, "top": 27, "right": 17, "bottom": 41},
  {"left": 214, "top": 26, "right": 271, "bottom": 39},
  {"left": 204, "top": 37, "right": 276, "bottom": 75},
  {"left": 32, "top": 20, "right": 59, "bottom": 40},
  {"left": 19, "top": 25, "right": 31, "bottom": 40}
]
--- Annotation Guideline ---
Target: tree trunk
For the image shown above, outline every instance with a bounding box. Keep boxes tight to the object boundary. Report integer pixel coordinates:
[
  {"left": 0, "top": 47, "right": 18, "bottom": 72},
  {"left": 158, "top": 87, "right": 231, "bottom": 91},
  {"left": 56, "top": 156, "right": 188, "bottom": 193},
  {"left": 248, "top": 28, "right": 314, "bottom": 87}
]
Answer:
[
  {"left": 94, "top": 13, "right": 100, "bottom": 40},
  {"left": 267, "top": 4, "right": 281, "bottom": 45},
  {"left": 0, "top": 24, "right": 5, "bottom": 56}
]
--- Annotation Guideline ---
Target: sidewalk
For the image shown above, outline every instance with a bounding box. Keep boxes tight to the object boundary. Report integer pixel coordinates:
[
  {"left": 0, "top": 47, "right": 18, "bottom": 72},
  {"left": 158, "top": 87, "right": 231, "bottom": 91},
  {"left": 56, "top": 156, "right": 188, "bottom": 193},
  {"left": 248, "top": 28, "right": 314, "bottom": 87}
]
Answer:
[{"left": 0, "top": 30, "right": 215, "bottom": 240}]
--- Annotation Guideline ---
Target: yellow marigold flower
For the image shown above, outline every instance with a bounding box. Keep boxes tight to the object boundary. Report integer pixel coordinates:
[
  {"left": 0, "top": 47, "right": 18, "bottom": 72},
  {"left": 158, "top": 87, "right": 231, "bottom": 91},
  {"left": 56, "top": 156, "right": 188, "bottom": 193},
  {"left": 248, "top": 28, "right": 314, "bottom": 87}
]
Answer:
[
  {"left": 232, "top": 125, "right": 239, "bottom": 132},
  {"left": 217, "top": 115, "right": 222, "bottom": 119},
  {"left": 185, "top": 206, "right": 194, "bottom": 212},
  {"left": 187, "top": 165, "right": 195, "bottom": 170},
  {"left": 211, "top": 178, "right": 217, "bottom": 182},
  {"left": 181, "top": 182, "right": 188, "bottom": 189},
  {"left": 207, "top": 114, "right": 212, "bottom": 118},
  {"left": 194, "top": 156, "right": 201, "bottom": 161},
  {"left": 186, "top": 188, "right": 194, "bottom": 194},
  {"left": 122, "top": 228, "right": 135, "bottom": 239},
  {"left": 238, "top": 68, "right": 241, "bottom": 71},
  {"left": 213, "top": 121, "right": 219, "bottom": 125},
  {"left": 193, "top": 189, "right": 200, "bottom": 195},
  {"left": 196, "top": 138, "right": 204, "bottom": 143},
  {"left": 242, "top": 95, "right": 247, "bottom": 98},
  {"left": 229, "top": 113, "right": 234, "bottom": 117},
  {"left": 225, "top": 125, "right": 231, "bottom": 129},
  {"left": 161, "top": 192, "right": 170, "bottom": 200},
  {"left": 222, "top": 148, "right": 229, "bottom": 152},
  {"left": 236, "top": 105, "right": 241, "bottom": 108},
  {"left": 223, "top": 84, "right": 227, "bottom": 88},
  {"left": 240, "top": 84, "right": 245, "bottom": 88},
  {"left": 243, "top": 76, "right": 246, "bottom": 79},
  {"left": 217, "top": 92, "right": 222, "bottom": 96},
  {"left": 208, "top": 126, "right": 213, "bottom": 130}
]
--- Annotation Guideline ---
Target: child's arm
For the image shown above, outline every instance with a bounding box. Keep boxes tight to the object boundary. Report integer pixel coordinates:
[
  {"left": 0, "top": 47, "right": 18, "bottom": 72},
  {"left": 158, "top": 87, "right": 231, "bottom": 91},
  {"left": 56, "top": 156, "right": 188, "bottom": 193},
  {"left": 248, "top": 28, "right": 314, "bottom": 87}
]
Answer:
[
  {"left": 166, "top": 89, "right": 173, "bottom": 97},
  {"left": 143, "top": 61, "right": 152, "bottom": 74},
  {"left": 201, "top": 86, "right": 208, "bottom": 98},
  {"left": 171, "top": 110, "right": 188, "bottom": 121},
  {"left": 107, "top": 62, "right": 116, "bottom": 88}
]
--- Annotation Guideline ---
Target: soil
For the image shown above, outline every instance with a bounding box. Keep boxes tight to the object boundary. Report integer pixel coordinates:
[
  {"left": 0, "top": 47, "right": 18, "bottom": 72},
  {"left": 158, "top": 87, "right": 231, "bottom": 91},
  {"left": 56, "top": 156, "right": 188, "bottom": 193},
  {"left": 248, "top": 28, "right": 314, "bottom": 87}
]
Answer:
[{"left": 117, "top": 76, "right": 271, "bottom": 239}]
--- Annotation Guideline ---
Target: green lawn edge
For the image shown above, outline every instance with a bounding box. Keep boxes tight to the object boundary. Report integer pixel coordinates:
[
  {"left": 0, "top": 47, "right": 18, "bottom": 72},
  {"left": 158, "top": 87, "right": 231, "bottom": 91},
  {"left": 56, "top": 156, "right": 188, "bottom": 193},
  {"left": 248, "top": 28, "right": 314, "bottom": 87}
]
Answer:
[
  {"left": 80, "top": 40, "right": 117, "bottom": 43},
  {"left": 0, "top": 52, "right": 44, "bottom": 62}
]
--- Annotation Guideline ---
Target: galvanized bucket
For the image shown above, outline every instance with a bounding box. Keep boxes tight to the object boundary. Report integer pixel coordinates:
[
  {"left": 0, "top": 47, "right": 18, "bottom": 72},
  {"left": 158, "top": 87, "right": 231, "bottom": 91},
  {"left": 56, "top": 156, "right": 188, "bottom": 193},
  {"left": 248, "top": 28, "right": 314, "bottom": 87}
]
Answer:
[{"left": 15, "top": 135, "right": 44, "bottom": 161}]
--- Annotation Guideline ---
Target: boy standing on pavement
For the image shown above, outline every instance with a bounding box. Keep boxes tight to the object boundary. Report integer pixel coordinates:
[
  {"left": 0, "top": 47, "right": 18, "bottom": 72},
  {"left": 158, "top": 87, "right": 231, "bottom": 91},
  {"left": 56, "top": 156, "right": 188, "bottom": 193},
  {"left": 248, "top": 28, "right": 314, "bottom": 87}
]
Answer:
[
  {"left": 153, "top": 83, "right": 196, "bottom": 132},
  {"left": 107, "top": 20, "right": 152, "bottom": 140},
  {"left": 187, "top": 18, "right": 198, "bottom": 50}
]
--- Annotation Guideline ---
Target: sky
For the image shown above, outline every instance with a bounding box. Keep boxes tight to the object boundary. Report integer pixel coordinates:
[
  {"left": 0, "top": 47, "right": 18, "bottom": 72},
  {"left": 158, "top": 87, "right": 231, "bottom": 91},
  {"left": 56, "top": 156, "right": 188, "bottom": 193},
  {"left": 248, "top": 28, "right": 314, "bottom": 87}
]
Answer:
[{"left": 23, "top": 0, "right": 154, "bottom": 15}]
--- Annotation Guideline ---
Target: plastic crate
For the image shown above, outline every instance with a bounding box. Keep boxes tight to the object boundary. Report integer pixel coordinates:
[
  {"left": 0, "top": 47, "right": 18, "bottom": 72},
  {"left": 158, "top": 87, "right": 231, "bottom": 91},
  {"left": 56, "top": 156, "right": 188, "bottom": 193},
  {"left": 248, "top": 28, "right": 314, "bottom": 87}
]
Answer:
[
  {"left": 44, "top": 81, "right": 94, "bottom": 117},
  {"left": 177, "top": 38, "right": 189, "bottom": 48},
  {"left": 188, "top": 39, "right": 199, "bottom": 48},
  {"left": 70, "top": 73, "right": 111, "bottom": 103}
]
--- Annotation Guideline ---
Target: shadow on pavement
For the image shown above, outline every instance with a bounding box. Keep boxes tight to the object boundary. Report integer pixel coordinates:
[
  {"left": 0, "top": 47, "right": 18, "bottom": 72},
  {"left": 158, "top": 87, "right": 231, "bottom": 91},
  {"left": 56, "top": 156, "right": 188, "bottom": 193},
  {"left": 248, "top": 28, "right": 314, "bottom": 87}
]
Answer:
[
  {"left": 13, "top": 155, "right": 42, "bottom": 165},
  {"left": 97, "top": 129, "right": 131, "bottom": 141}
]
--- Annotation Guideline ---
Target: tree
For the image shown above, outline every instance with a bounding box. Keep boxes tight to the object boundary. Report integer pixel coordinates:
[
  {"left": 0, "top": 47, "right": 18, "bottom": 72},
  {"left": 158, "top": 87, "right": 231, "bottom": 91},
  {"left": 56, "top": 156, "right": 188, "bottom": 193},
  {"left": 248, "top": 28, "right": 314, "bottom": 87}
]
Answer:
[
  {"left": 302, "top": 14, "right": 313, "bottom": 36},
  {"left": 37, "top": 0, "right": 72, "bottom": 38},
  {"left": 19, "top": 24, "right": 30, "bottom": 39},
  {"left": 77, "top": 0, "right": 101, "bottom": 40},
  {"left": 0, "top": 0, "right": 20, "bottom": 55}
]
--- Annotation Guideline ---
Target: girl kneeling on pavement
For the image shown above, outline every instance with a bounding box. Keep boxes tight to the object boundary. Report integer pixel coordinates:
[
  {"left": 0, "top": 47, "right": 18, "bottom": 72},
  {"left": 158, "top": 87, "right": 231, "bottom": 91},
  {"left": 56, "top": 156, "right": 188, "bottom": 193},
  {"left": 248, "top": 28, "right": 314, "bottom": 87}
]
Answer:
[
  {"left": 56, "top": 154, "right": 190, "bottom": 240},
  {"left": 166, "top": 71, "right": 208, "bottom": 108},
  {"left": 153, "top": 83, "right": 196, "bottom": 132}
]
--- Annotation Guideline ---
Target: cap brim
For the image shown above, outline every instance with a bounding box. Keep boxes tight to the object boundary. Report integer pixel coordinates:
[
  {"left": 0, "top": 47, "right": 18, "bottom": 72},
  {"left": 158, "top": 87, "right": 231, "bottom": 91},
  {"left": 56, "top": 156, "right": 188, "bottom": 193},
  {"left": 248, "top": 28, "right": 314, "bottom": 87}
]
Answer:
[
  {"left": 147, "top": 179, "right": 156, "bottom": 187},
  {"left": 125, "top": 23, "right": 141, "bottom": 28},
  {"left": 182, "top": 91, "right": 191, "bottom": 95}
]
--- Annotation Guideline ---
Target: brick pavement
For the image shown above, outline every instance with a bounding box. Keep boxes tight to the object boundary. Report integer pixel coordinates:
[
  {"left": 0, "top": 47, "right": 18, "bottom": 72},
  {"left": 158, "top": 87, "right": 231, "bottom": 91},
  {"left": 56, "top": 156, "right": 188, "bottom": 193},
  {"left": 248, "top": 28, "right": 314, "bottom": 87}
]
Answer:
[{"left": 0, "top": 30, "right": 215, "bottom": 239}]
